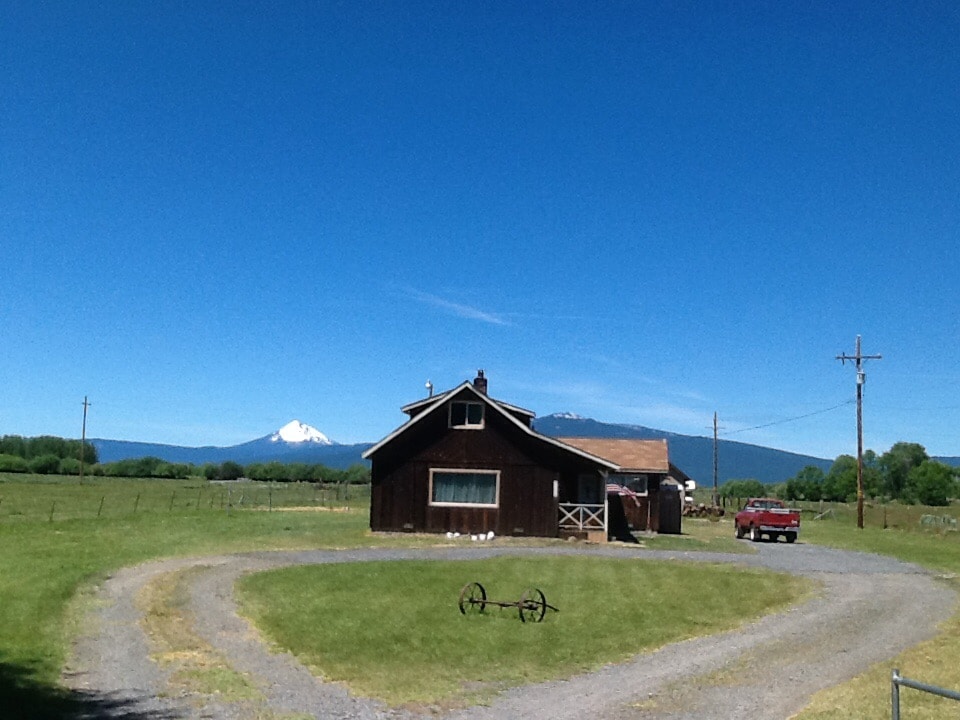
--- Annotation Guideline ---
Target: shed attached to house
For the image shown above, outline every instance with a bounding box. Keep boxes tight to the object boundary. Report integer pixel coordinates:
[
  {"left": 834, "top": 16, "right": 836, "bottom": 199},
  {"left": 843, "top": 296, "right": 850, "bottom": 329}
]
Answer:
[{"left": 556, "top": 437, "right": 677, "bottom": 534}]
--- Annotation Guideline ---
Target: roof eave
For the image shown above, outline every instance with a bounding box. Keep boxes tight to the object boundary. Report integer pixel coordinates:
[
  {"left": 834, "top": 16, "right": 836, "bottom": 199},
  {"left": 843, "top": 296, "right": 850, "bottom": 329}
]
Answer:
[{"left": 364, "top": 383, "right": 617, "bottom": 470}]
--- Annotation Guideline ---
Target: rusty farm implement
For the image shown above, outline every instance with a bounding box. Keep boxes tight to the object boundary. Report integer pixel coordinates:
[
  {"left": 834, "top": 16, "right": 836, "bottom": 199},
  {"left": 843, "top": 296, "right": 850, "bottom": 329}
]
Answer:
[{"left": 457, "top": 581, "right": 558, "bottom": 623}]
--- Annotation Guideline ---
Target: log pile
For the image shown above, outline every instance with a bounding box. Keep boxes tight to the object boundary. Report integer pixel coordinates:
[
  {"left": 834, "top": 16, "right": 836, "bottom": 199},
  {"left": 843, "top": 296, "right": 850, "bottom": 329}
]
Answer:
[{"left": 683, "top": 503, "right": 725, "bottom": 518}]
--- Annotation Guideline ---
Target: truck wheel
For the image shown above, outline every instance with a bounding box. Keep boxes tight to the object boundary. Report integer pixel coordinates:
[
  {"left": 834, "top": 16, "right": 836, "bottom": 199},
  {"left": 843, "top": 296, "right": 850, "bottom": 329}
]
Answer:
[
  {"left": 735, "top": 523, "right": 744, "bottom": 539},
  {"left": 786, "top": 533, "right": 796, "bottom": 543},
  {"left": 750, "top": 525, "right": 761, "bottom": 542}
]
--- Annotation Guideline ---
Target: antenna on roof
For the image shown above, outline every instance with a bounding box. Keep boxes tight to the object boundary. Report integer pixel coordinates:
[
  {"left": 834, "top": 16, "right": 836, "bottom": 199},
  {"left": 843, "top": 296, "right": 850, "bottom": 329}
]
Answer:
[{"left": 425, "top": 380, "right": 434, "bottom": 397}]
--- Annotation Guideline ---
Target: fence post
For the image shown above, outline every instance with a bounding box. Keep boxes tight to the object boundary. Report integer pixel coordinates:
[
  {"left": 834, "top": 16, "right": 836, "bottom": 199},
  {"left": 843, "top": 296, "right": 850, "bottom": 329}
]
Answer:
[
  {"left": 133, "top": 493, "right": 140, "bottom": 514},
  {"left": 269, "top": 487, "right": 272, "bottom": 512},
  {"left": 169, "top": 491, "right": 176, "bottom": 512},
  {"left": 892, "top": 669, "right": 901, "bottom": 720},
  {"left": 49, "top": 502, "right": 56, "bottom": 523},
  {"left": 97, "top": 496, "right": 105, "bottom": 518}
]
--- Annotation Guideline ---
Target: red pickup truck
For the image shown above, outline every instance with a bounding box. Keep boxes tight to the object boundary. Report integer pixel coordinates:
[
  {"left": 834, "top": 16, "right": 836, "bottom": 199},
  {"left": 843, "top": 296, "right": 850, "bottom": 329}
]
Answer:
[{"left": 734, "top": 498, "right": 800, "bottom": 543}]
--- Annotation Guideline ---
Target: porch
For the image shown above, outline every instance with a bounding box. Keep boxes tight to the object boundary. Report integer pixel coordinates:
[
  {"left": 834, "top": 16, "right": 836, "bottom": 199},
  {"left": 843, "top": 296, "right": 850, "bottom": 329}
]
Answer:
[{"left": 558, "top": 501, "right": 607, "bottom": 542}]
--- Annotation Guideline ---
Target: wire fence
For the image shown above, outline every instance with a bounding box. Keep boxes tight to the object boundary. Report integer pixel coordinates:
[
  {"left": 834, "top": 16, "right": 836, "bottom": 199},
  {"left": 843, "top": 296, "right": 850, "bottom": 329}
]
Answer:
[
  {"left": 0, "top": 477, "right": 371, "bottom": 524},
  {"left": 714, "top": 496, "right": 960, "bottom": 535},
  {"left": 784, "top": 500, "right": 960, "bottom": 534}
]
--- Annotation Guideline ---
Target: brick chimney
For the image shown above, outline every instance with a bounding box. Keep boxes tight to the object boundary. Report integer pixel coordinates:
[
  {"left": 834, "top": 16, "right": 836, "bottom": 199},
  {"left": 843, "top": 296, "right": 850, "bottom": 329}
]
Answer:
[{"left": 473, "top": 369, "right": 488, "bottom": 395}]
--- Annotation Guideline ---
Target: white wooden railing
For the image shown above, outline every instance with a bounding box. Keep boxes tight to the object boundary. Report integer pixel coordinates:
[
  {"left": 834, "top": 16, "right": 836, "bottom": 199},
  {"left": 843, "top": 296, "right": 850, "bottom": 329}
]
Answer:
[{"left": 559, "top": 503, "right": 605, "bottom": 531}]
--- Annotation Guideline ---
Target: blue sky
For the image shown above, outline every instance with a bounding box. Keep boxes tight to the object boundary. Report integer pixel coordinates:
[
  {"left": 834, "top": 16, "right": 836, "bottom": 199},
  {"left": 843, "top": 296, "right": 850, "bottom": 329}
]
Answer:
[{"left": 3, "top": 2, "right": 959, "bottom": 461}]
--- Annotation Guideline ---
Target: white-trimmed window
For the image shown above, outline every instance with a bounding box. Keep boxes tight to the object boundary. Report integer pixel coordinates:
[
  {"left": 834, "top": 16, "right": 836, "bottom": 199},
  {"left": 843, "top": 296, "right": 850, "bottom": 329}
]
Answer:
[
  {"left": 610, "top": 473, "right": 649, "bottom": 495},
  {"left": 430, "top": 469, "right": 499, "bottom": 507},
  {"left": 449, "top": 401, "right": 484, "bottom": 429}
]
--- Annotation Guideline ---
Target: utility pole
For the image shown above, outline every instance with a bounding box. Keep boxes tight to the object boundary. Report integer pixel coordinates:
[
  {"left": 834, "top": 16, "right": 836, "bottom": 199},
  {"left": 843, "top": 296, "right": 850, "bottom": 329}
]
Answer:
[
  {"left": 836, "top": 336, "right": 881, "bottom": 529},
  {"left": 712, "top": 412, "right": 720, "bottom": 507},
  {"left": 79, "top": 396, "right": 91, "bottom": 485}
]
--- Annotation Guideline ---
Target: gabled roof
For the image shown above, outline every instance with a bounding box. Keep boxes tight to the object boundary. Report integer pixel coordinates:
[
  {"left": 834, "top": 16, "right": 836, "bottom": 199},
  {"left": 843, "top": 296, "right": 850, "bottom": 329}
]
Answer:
[
  {"left": 363, "top": 383, "right": 618, "bottom": 469},
  {"left": 555, "top": 437, "right": 670, "bottom": 474},
  {"left": 401, "top": 389, "right": 535, "bottom": 419}
]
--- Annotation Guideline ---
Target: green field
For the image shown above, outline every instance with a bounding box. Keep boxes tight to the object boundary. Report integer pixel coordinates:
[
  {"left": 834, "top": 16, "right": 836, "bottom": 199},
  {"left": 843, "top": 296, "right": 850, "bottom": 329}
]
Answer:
[
  {"left": 0, "top": 474, "right": 364, "bottom": 522},
  {"left": 3, "top": 472, "right": 960, "bottom": 718}
]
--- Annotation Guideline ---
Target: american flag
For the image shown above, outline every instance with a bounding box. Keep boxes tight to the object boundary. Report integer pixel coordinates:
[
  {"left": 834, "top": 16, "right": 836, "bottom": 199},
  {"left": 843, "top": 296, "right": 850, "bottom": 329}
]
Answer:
[{"left": 606, "top": 483, "right": 641, "bottom": 507}]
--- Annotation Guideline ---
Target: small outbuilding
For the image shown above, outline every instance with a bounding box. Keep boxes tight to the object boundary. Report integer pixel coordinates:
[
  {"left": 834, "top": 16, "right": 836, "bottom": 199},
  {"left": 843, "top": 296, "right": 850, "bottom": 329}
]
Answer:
[{"left": 363, "top": 371, "right": 687, "bottom": 541}]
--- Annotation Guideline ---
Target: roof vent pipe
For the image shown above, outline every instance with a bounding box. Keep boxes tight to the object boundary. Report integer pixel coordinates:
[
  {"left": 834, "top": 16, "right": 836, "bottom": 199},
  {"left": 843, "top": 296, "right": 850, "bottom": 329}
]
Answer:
[{"left": 473, "top": 369, "right": 488, "bottom": 395}]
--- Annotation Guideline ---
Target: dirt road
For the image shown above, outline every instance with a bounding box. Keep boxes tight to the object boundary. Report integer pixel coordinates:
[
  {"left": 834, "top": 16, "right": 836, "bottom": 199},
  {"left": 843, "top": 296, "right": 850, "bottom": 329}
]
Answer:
[{"left": 63, "top": 544, "right": 955, "bottom": 719}]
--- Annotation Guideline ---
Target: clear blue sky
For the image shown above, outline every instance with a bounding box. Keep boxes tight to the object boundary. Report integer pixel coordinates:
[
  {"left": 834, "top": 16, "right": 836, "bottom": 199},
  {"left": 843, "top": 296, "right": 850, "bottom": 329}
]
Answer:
[{"left": 3, "top": 2, "right": 959, "bottom": 461}]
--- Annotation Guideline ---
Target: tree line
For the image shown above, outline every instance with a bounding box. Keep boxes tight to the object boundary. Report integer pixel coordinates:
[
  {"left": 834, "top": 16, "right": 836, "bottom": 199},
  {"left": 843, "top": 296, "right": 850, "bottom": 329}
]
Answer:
[
  {"left": 0, "top": 435, "right": 98, "bottom": 475},
  {"left": 721, "top": 441, "right": 960, "bottom": 507},
  {"left": 0, "top": 435, "right": 370, "bottom": 484}
]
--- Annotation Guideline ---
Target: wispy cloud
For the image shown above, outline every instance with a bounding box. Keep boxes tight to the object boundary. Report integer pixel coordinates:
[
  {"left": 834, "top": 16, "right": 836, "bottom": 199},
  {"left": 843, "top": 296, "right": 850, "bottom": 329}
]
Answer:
[
  {"left": 511, "top": 374, "right": 715, "bottom": 435},
  {"left": 405, "top": 288, "right": 510, "bottom": 326}
]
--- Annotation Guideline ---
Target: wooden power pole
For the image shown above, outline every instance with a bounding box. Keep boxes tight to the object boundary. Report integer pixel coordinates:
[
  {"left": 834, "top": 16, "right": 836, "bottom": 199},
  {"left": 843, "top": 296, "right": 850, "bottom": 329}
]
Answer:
[
  {"left": 79, "top": 396, "right": 91, "bottom": 485},
  {"left": 836, "top": 336, "right": 881, "bottom": 529},
  {"left": 712, "top": 412, "right": 719, "bottom": 507}
]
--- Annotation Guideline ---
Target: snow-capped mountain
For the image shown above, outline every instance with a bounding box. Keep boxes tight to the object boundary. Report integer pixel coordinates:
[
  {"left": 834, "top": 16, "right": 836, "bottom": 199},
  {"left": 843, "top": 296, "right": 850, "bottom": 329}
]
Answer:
[
  {"left": 270, "top": 420, "right": 333, "bottom": 445},
  {"left": 93, "top": 420, "right": 362, "bottom": 467}
]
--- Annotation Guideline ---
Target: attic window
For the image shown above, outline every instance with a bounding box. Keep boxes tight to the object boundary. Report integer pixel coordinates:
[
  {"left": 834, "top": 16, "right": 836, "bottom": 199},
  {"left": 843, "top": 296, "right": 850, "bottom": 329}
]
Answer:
[{"left": 449, "top": 401, "right": 484, "bottom": 429}]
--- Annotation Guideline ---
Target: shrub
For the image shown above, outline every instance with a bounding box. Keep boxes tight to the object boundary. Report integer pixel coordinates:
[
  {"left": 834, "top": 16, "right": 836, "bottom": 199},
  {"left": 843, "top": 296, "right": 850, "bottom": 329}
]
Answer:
[
  {"left": 58, "top": 457, "right": 81, "bottom": 475},
  {"left": 28, "top": 454, "right": 62, "bottom": 475},
  {"left": 218, "top": 461, "right": 244, "bottom": 481},
  {"left": 0, "top": 454, "right": 29, "bottom": 473}
]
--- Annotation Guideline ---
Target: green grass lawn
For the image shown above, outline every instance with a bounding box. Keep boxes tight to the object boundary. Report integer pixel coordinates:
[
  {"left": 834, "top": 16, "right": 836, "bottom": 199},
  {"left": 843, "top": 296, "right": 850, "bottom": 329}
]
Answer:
[
  {"left": 237, "top": 556, "right": 807, "bottom": 707},
  {"left": 6, "top": 472, "right": 960, "bottom": 718},
  {"left": 642, "top": 516, "right": 753, "bottom": 552}
]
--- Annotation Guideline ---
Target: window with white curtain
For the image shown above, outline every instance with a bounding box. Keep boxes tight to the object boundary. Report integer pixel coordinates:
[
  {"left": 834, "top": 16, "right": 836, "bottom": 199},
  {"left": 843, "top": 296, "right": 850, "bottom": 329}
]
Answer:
[{"left": 430, "top": 469, "right": 499, "bottom": 507}]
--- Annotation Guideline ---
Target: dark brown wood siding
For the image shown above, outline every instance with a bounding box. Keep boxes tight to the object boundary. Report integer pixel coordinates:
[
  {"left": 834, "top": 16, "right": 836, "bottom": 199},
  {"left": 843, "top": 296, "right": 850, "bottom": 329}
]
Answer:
[{"left": 370, "top": 392, "right": 604, "bottom": 537}]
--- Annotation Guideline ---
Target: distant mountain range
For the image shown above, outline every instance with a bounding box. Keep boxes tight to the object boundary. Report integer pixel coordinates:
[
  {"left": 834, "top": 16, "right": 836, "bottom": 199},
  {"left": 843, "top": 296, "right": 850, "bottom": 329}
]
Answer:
[
  {"left": 92, "top": 420, "right": 371, "bottom": 469},
  {"left": 533, "top": 414, "right": 833, "bottom": 485},
  {"left": 91, "top": 415, "right": 960, "bottom": 482},
  {"left": 533, "top": 415, "right": 960, "bottom": 482}
]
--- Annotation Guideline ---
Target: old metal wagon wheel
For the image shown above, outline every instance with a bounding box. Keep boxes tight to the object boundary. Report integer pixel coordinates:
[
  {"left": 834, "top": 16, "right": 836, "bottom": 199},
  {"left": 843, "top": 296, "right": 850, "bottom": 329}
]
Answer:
[
  {"left": 518, "top": 587, "right": 547, "bottom": 623},
  {"left": 458, "top": 582, "right": 487, "bottom": 615}
]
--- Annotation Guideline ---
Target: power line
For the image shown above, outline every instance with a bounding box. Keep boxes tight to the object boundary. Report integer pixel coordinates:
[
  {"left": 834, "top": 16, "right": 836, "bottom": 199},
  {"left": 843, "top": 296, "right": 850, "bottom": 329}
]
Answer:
[{"left": 720, "top": 400, "right": 855, "bottom": 436}]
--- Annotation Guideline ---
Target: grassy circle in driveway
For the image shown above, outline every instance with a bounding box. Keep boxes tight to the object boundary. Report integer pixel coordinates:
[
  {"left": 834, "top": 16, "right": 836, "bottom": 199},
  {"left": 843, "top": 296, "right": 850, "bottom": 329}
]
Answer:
[{"left": 236, "top": 555, "right": 810, "bottom": 707}]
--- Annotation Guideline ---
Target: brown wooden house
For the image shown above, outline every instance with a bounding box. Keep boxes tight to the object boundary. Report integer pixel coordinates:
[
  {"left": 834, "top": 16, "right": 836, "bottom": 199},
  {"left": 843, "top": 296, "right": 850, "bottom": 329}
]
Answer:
[{"left": 364, "top": 371, "right": 685, "bottom": 541}]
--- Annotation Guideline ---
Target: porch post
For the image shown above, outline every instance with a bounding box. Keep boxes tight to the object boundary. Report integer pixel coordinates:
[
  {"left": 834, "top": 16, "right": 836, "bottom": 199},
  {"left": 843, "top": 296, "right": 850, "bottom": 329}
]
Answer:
[{"left": 601, "top": 471, "right": 609, "bottom": 539}]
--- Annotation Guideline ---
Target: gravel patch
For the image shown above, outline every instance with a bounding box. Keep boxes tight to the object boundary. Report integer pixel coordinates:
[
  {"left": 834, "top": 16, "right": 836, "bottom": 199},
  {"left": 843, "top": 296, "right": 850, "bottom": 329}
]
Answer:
[{"left": 63, "top": 543, "right": 955, "bottom": 719}]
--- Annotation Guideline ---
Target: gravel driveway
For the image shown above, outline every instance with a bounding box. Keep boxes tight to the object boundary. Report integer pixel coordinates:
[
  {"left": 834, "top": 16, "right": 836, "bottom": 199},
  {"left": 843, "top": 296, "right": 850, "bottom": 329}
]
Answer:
[{"left": 63, "top": 543, "right": 955, "bottom": 720}]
